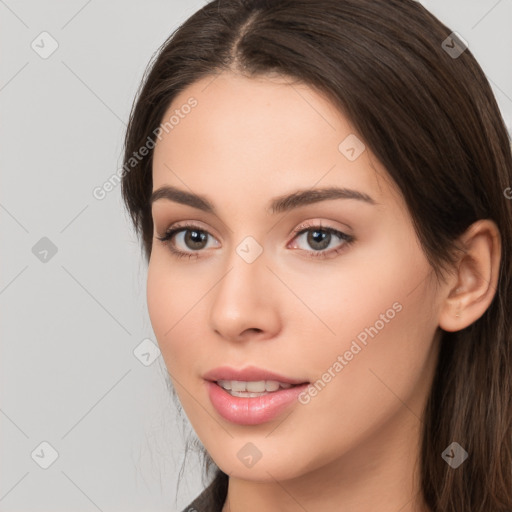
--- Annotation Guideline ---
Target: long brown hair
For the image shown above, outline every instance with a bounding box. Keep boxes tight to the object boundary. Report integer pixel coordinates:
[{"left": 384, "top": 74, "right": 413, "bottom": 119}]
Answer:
[{"left": 121, "top": 0, "right": 512, "bottom": 510}]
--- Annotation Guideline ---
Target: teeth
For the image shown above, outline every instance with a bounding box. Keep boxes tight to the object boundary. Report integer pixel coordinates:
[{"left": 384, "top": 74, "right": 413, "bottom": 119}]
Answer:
[
  {"left": 216, "top": 380, "right": 296, "bottom": 393},
  {"left": 218, "top": 380, "right": 232, "bottom": 390},
  {"left": 258, "top": 380, "right": 277, "bottom": 392},
  {"left": 246, "top": 380, "right": 266, "bottom": 392},
  {"left": 231, "top": 380, "right": 247, "bottom": 392}
]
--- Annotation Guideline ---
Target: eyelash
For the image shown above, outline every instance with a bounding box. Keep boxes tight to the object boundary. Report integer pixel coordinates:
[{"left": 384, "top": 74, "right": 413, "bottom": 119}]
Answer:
[{"left": 156, "top": 221, "right": 355, "bottom": 260}]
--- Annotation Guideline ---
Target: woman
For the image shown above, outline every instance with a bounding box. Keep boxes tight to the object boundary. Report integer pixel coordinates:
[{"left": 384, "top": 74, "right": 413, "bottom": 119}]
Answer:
[{"left": 121, "top": 0, "right": 512, "bottom": 510}]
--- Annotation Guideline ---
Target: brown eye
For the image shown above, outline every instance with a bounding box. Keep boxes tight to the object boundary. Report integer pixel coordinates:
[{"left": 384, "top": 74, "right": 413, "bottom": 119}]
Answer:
[
  {"left": 290, "top": 224, "right": 355, "bottom": 259},
  {"left": 305, "top": 228, "right": 333, "bottom": 251},
  {"left": 181, "top": 229, "right": 208, "bottom": 250},
  {"left": 156, "top": 223, "right": 219, "bottom": 259}
]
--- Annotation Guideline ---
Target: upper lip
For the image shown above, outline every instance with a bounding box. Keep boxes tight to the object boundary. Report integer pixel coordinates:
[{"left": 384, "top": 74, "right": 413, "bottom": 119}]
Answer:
[{"left": 203, "top": 365, "right": 308, "bottom": 385}]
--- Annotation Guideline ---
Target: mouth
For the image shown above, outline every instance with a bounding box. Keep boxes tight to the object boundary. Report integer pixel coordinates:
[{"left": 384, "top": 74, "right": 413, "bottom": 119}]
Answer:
[
  {"left": 202, "top": 366, "right": 310, "bottom": 424},
  {"left": 205, "top": 379, "right": 311, "bottom": 425},
  {"left": 213, "top": 379, "right": 307, "bottom": 397}
]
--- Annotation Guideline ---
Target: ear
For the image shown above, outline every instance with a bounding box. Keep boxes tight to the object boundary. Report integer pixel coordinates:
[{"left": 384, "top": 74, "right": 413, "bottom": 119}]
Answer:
[{"left": 438, "top": 219, "right": 502, "bottom": 332}]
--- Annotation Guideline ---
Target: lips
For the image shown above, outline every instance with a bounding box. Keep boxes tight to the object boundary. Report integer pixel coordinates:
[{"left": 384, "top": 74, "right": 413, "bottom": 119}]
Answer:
[
  {"left": 202, "top": 366, "right": 310, "bottom": 425},
  {"left": 202, "top": 365, "right": 308, "bottom": 385}
]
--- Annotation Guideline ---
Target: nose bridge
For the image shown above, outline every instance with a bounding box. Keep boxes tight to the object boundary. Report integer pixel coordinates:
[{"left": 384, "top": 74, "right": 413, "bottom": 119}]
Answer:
[
  {"left": 216, "top": 234, "right": 267, "bottom": 308},
  {"left": 208, "top": 234, "right": 277, "bottom": 338}
]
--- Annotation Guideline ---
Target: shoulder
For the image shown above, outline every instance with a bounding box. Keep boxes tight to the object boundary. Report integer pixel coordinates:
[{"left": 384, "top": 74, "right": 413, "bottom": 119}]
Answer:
[{"left": 180, "top": 480, "right": 223, "bottom": 512}]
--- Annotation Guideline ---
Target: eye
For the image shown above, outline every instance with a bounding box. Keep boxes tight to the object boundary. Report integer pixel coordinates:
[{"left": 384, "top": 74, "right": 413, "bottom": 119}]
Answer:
[
  {"left": 156, "top": 221, "right": 219, "bottom": 260},
  {"left": 288, "top": 221, "right": 355, "bottom": 259}
]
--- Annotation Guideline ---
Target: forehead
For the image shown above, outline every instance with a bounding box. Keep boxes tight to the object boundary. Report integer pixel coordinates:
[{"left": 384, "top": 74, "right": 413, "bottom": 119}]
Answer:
[{"left": 151, "top": 71, "right": 400, "bottom": 212}]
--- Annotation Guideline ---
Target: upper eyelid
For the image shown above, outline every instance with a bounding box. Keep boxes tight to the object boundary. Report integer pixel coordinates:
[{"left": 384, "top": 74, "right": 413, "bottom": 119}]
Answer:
[
  {"left": 162, "top": 219, "right": 348, "bottom": 233},
  {"left": 162, "top": 220, "right": 220, "bottom": 240}
]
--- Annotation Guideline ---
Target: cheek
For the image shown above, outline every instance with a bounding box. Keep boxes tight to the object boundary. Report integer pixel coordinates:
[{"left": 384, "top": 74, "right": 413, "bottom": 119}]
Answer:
[
  {"left": 280, "top": 235, "right": 439, "bottom": 427},
  {"left": 296, "top": 291, "right": 438, "bottom": 467},
  {"left": 279, "top": 230, "right": 431, "bottom": 369},
  {"left": 146, "top": 255, "right": 201, "bottom": 373},
  {"left": 287, "top": 245, "right": 438, "bottom": 438}
]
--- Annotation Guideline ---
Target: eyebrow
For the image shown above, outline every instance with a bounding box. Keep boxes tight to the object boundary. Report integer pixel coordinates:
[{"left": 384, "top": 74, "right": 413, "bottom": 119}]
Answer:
[{"left": 150, "top": 185, "right": 377, "bottom": 214}]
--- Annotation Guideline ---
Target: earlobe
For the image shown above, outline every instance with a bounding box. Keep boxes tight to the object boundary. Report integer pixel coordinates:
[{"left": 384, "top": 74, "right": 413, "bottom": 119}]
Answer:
[{"left": 438, "top": 219, "right": 501, "bottom": 333}]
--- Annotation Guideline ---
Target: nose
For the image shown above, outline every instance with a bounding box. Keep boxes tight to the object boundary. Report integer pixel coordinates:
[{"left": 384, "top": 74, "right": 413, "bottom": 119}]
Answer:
[{"left": 208, "top": 244, "right": 281, "bottom": 343}]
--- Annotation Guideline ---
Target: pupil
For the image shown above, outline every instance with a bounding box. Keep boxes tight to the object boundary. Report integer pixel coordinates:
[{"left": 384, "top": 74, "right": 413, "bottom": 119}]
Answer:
[
  {"left": 186, "top": 230, "right": 207, "bottom": 249},
  {"left": 308, "top": 230, "right": 330, "bottom": 250}
]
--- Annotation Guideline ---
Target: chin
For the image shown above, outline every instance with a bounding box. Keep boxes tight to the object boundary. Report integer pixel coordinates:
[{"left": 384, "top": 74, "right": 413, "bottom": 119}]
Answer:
[{"left": 213, "top": 449, "right": 313, "bottom": 483}]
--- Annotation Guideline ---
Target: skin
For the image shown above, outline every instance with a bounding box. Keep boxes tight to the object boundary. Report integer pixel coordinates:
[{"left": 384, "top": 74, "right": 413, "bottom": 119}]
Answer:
[{"left": 147, "top": 70, "right": 501, "bottom": 512}]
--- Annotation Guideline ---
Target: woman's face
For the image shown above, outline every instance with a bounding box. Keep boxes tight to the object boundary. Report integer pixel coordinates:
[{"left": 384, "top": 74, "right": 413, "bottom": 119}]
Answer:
[{"left": 148, "top": 70, "right": 443, "bottom": 482}]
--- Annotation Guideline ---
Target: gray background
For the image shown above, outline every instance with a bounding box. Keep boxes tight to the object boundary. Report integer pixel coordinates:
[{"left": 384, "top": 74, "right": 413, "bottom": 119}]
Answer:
[{"left": 1, "top": 1, "right": 511, "bottom": 511}]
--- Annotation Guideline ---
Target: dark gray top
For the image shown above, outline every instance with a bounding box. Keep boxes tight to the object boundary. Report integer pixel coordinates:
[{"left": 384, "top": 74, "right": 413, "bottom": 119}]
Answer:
[{"left": 180, "top": 481, "right": 224, "bottom": 512}]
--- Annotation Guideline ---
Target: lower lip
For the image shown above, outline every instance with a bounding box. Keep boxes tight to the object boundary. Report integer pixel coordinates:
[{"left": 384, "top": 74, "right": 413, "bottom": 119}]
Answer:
[{"left": 206, "top": 381, "right": 309, "bottom": 426}]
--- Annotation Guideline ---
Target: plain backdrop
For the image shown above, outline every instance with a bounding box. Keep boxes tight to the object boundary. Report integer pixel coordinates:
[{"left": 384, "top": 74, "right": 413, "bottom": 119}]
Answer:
[{"left": 1, "top": 1, "right": 511, "bottom": 511}]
